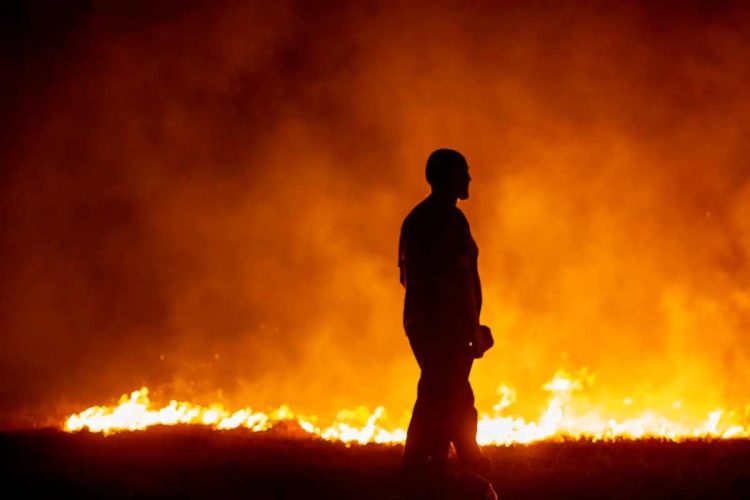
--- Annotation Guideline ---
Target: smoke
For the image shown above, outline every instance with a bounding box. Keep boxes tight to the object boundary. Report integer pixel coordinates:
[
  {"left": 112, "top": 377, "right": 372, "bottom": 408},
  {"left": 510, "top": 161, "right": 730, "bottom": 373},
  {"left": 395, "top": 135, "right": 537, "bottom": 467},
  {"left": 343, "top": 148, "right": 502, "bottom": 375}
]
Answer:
[{"left": 2, "top": 0, "right": 750, "bottom": 427}]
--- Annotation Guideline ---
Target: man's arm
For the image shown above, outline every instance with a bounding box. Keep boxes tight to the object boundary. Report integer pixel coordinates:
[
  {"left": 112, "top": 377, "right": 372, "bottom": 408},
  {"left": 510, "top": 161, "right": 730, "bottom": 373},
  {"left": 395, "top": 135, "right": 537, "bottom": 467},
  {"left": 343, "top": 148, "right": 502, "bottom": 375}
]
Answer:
[{"left": 434, "top": 211, "right": 481, "bottom": 340}]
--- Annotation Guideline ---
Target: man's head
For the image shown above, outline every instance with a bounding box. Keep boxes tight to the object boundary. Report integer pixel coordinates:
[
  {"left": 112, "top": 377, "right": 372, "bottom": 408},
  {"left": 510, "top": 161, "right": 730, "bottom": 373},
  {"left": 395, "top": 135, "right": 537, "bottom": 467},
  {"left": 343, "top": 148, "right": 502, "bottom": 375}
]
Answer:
[{"left": 425, "top": 148, "right": 471, "bottom": 200}]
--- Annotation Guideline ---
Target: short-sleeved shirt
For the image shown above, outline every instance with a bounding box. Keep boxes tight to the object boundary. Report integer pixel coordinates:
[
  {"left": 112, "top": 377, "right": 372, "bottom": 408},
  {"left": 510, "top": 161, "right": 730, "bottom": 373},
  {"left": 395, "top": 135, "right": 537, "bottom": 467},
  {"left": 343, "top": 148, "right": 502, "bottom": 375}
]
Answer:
[{"left": 398, "top": 195, "right": 481, "bottom": 343}]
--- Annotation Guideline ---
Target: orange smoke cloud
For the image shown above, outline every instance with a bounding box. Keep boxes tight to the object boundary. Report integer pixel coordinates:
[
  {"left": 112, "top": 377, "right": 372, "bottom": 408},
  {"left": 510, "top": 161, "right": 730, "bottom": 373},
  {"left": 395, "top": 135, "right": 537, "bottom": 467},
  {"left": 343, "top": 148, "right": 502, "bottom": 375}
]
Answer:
[{"left": 1, "top": 1, "right": 750, "bottom": 431}]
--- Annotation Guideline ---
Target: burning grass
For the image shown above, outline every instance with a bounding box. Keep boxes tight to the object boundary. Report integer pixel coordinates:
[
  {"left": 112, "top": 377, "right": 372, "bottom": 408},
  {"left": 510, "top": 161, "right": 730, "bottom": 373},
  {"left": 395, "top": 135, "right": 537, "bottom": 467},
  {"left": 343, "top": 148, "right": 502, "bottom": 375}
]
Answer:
[{"left": 63, "top": 369, "right": 750, "bottom": 444}]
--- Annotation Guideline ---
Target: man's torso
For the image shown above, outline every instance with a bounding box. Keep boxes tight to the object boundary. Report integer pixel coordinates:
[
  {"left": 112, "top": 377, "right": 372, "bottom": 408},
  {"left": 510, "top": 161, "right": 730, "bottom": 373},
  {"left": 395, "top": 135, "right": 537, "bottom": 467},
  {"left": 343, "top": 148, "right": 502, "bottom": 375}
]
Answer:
[{"left": 399, "top": 196, "right": 481, "bottom": 344}]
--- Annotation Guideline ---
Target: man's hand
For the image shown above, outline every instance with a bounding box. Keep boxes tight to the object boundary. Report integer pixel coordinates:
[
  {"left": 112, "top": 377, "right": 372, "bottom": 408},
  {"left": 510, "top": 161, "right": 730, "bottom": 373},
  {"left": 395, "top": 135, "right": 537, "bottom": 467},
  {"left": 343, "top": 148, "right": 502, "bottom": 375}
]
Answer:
[{"left": 469, "top": 325, "right": 494, "bottom": 359}]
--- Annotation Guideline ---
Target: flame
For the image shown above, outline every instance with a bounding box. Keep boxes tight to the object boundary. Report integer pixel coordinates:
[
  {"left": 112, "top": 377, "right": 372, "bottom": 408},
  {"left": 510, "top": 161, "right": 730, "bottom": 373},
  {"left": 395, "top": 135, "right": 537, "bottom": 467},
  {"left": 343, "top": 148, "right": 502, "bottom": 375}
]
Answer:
[{"left": 64, "top": 368, "right": 749, "bottom": 443}]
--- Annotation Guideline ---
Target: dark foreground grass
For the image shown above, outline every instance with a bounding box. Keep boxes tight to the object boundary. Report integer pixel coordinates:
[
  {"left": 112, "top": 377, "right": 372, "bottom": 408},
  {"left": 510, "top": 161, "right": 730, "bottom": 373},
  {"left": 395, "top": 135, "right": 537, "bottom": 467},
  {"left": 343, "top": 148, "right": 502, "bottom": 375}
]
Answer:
[{"left": 1, "top": 428, "right": 750, "bottom": 499}]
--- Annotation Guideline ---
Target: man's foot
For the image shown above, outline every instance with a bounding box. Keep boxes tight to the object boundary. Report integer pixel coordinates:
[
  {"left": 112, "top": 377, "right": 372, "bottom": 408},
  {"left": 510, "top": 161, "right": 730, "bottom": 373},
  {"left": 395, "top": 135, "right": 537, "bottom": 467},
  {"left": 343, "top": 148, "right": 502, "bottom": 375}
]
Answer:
[
  {"left": 400, "top": 457, "right": 451, "bottom": 498},
  {"left": 468, "top": 471, "right": 499, "bottom": 500},
  {"left": 463, "top": 452, "right": 493, "bottom": 478},
  {"left": 450, "top": 471, "right": 499, "bottom": 500}
]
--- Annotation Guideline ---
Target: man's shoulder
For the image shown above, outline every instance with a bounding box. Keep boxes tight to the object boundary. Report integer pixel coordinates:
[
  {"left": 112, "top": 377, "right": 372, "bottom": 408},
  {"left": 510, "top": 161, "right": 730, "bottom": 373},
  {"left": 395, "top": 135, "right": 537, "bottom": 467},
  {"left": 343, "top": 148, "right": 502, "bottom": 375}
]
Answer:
[
  {"left": 401, "top": 198, "right": 467, "bottom": 234},
  {"left": 451, "top": 205, "right": 469, "bottom": 225},
  {"left": 401, "top": 198, "right": 430, "bottom": 230}
]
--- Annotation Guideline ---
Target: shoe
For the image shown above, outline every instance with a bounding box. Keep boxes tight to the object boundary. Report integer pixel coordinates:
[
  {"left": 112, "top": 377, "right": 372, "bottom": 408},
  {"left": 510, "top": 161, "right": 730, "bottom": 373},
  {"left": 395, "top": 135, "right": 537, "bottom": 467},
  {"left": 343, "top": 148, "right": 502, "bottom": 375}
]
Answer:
[{"left": 466, "top": 453, "right": 493, "bottom": 478}]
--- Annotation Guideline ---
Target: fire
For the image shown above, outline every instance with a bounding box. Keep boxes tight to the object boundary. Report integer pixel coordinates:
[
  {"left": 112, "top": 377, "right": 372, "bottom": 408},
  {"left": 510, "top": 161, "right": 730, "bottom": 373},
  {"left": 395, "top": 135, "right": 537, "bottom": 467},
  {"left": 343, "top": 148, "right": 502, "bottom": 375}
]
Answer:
[
  {"left": 64, "top": 369, "right": 749, "bottom": 443},
  {"left": 64, "top": 386, "right": 405, "bottom": 444}
]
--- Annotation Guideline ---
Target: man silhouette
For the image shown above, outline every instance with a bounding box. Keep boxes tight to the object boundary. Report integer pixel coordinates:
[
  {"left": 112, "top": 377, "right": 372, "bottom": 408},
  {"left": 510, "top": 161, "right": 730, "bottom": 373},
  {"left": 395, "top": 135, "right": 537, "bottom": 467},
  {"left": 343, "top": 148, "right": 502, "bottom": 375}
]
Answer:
[{"left": 399, "top": 149, "right": 492, "bottom": 482}]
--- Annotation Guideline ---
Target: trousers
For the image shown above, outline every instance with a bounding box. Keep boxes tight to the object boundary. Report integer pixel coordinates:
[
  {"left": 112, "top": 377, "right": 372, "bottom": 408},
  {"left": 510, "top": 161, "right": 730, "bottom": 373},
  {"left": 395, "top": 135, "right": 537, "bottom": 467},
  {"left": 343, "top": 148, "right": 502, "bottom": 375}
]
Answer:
[{"left": 402, "top": 332, "right": 482, "bottom": 471}]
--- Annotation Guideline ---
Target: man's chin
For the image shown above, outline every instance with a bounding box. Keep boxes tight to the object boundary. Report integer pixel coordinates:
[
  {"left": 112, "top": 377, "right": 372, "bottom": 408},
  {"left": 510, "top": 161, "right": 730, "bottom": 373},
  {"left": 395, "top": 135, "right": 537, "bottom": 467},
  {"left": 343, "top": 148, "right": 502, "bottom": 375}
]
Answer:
[{"left": 459, "top": 192, "right": 469, "bottom": 200}]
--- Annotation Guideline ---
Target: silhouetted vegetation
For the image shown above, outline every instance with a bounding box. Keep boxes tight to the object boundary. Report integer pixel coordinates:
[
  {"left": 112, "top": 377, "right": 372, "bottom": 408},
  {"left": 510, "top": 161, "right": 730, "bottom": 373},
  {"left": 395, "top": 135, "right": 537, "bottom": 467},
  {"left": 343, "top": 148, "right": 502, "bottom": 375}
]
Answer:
[{"left": 2, "top": 430, "right": 750, "bottom": 498}]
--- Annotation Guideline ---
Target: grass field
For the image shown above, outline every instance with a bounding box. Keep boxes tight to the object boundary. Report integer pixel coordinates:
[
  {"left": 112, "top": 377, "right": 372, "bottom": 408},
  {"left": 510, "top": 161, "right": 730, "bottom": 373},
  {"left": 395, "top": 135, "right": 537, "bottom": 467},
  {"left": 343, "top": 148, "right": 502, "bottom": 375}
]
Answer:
[{"left": 2, "top": 428, "right": 750, "bottom": 499}]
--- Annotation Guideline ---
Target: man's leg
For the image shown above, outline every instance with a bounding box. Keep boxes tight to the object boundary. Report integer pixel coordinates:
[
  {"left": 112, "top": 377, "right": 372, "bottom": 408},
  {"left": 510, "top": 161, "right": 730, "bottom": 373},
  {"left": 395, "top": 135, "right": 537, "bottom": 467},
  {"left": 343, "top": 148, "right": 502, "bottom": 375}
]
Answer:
[
  {"left": 403, "top": 371, "right": 451, "bottom": 472},
  {"left": 403, "top": 336, "right": 451, "bottom": 472},
  {"left": 449, "top": 354, "right": 491, "bottom": 475}
]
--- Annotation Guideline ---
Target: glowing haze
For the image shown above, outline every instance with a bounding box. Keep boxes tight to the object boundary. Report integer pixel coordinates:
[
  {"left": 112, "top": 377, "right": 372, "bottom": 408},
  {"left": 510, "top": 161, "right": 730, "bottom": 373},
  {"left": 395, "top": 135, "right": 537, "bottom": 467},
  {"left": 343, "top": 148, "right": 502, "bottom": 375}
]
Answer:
[{"left": 2, "top": 1, "right": 750, "bottom": 436}]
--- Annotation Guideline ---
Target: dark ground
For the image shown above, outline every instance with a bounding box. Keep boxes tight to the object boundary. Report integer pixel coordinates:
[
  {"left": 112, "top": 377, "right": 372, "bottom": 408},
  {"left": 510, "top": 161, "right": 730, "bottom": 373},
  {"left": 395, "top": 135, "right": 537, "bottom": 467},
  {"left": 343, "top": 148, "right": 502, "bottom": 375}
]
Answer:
[{"left": 2, "top": 428, "right": 750, "bottom": 499}]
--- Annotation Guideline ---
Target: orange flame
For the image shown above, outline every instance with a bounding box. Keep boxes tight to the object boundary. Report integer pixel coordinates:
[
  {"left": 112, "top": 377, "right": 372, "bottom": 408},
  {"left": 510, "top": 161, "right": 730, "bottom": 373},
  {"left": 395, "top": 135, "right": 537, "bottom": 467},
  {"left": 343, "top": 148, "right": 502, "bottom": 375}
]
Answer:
[{"left": 64, "top": 368, "right": 748, "bottom": 443}]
